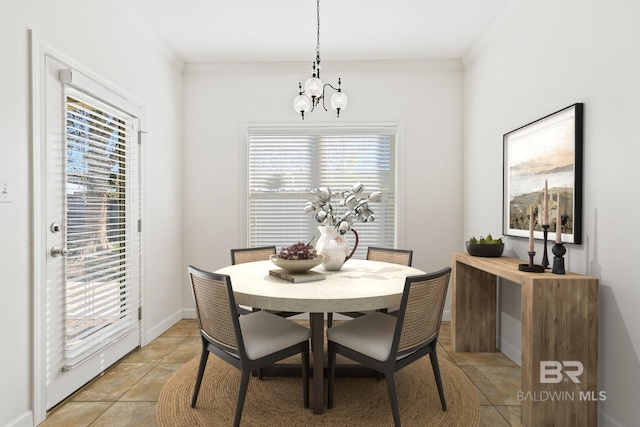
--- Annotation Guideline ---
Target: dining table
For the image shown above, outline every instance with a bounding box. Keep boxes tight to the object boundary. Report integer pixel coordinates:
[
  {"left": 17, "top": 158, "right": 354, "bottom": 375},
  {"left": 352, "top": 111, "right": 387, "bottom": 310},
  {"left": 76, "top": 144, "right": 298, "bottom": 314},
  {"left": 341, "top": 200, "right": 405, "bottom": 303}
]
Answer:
[{"left": 215, "top": 258, "right": 425, "bottom": 414}]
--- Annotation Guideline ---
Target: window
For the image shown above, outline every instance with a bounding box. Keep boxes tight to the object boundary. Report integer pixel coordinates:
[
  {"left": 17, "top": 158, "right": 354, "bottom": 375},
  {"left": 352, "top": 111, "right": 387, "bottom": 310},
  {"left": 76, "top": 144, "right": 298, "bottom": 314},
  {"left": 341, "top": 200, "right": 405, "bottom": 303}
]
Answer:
[
  {"left": 247, "top": 126, "right": 396, "bottom": 259},
  {"left": 62, "top": 82, "right": 140, "bottom": 368}
]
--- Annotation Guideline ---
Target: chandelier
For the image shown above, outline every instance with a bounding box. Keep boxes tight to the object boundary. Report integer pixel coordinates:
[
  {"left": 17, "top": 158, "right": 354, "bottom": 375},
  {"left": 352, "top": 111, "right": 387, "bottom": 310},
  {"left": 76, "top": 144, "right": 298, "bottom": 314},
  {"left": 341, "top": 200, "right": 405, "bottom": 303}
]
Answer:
[{"left": 293, "top": 0, "right": 348, "bottom": 120}]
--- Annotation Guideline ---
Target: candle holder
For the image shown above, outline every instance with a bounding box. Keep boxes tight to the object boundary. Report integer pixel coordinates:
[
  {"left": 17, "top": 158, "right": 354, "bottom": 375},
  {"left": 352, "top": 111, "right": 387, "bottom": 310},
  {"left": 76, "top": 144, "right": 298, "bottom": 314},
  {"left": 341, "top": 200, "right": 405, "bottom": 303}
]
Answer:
[
  {"left": 518, "top": 251, "right": 545, "bottom": 273},
  {"left": 541, "top": 224, "right": 550, "bottom": 269},
  {"left": 552, "top": 243, "right": 566, "bottom": 274}
]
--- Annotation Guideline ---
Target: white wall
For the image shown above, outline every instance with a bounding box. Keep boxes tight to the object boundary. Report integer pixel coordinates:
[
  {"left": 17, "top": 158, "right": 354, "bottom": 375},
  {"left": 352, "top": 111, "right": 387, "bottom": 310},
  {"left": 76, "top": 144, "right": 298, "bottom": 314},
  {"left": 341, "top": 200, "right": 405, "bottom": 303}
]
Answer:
[
  {"left": 0, "top": 1, "right": 183, "bottom": 426},
  {"left": 464, "top": 0, "right": 640, "bottom": 425},
  {"left": 182, "top": 62, "right": 464, "bottom": 316}
]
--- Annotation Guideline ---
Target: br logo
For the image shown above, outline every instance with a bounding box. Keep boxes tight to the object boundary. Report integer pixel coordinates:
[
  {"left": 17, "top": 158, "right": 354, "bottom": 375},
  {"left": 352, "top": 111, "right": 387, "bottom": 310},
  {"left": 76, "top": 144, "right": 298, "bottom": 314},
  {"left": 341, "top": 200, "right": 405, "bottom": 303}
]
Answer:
[{"left": 540, "top": 361, "right": 584, "bottom": 383}]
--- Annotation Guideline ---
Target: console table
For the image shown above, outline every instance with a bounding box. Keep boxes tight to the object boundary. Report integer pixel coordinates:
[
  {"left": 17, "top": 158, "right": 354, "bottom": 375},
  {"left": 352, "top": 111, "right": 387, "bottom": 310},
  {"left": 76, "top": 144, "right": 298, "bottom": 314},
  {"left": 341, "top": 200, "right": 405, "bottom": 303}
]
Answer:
[{"left": 451, "top": 252, "right": 598, "bottom": 427}]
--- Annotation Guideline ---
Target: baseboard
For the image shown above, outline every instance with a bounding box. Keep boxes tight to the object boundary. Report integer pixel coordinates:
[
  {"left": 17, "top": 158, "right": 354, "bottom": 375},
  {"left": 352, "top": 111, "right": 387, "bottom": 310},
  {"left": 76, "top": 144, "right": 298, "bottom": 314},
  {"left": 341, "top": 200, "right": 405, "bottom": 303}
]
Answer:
[
  {"left": 4, "top": 410, "right": 33, "bottom": 427},
  {"left": 442, "top": 309, "right": 451, "bottom": 322},
  {"left": 498, "top": 337, "right": 521, "bottom": 366},
  {"left": 145, "top": 309, "right": 183, "bottom": 344},
  {"left": 181, "top": 308, "right": 196, "bottom": 319}
]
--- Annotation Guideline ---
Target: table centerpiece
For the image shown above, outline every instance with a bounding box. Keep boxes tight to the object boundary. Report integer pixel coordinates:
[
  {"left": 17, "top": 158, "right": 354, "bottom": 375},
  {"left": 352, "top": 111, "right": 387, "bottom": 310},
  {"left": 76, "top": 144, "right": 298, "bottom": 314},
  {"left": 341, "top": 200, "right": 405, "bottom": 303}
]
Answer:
[{"left": 304, "top": 182, "right": 381, "bottom": 270}]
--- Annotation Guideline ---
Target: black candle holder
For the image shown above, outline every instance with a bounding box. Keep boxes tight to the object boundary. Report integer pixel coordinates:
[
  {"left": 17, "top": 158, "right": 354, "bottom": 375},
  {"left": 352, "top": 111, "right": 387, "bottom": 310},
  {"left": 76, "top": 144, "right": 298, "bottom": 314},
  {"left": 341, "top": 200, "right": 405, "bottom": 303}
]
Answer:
[
  {"left": 541, "top": 224, "right": 550, "bottom": 269},
  {"left": 552, "top": 243, "right": 566, "bottom": 274},
  {"left": 518, "top": 251, "right": 545, "bottom": 273}
]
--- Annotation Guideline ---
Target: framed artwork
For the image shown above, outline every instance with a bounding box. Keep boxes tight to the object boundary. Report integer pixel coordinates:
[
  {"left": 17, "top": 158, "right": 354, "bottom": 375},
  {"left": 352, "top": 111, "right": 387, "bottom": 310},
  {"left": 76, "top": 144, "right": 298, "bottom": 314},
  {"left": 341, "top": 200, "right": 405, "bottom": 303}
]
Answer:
[{"left": 503, "top": 103, "right": 583, "bottom": 244}]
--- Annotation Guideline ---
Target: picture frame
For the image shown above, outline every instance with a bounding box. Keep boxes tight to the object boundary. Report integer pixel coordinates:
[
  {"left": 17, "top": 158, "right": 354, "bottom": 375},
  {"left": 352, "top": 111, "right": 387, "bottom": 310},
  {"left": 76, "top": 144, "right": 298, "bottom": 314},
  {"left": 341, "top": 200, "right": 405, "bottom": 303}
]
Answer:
[{"left": 503, "top": 103, "right": 583, "bottom": 244}]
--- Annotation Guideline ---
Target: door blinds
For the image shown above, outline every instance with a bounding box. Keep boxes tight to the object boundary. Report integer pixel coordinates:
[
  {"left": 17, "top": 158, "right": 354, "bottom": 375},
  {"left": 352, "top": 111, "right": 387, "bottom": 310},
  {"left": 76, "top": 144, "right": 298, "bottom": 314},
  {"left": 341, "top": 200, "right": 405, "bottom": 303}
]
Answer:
[
  {"left": 248, "top": 127, "right": 396, "bottom": 259},
  {"left": 62, "top": 87, "right": 139, "bottom": 368}
]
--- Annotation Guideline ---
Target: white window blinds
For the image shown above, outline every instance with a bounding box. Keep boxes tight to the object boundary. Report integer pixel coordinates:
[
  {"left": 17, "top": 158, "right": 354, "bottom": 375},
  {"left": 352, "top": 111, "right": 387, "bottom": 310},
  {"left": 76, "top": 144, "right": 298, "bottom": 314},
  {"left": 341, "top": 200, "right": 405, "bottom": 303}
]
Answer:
[
  {"left": 248, "top": 127, "right": 396, "bottom": 259},
  {"left": 63, "top": 87, "right": 139, "bottom": 367}
]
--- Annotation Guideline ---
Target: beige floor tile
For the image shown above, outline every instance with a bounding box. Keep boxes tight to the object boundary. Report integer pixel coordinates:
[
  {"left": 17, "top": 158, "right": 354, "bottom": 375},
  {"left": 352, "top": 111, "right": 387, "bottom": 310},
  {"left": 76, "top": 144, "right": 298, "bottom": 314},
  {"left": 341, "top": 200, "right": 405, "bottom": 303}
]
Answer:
[
  {"left": 122, "top": 337, "right": 184, "bottom": 363},
  {"left": 72, "top": 363, "right": 155, "bottom": 402},
  {"left": 47, "top": 318, "right": 529, "bottom": 427},
  {"left": 438, "top": 324, "right": 453, "bottom": 353},
  {"left": 159, "top": 319, "right": 198, "bottom": 337},
  {"left": 89, "top": 402, "right": 158, "bottom": 427},
  {"left": 439, "top": 321, "right": 451, "bottom": 338},
  {"left": 436, "top": 343, "right": 454, "bottom": 364},
  {"left": 39, "top": 402, "right": 111, "bottom": 427},
  {"left": 119, "top": 363, "right": 183, "bottom": 402},
  {"left": 480, "top": 405, "right": 512, "bottom": 427},
  {"left": 161, "top": 336, "right": 201, "bottom": 363},
  {"left": 495, "top": 405, "right": 522, "bottom": 427},
  {"left": 473, "top": 384, "right": 492, "bottom": 406},
  {"left": 461, "top": 365, "right": 522, "bottom": 406},
  {"left": 448, "top": 350, "right": 518, "bottom": 367}
]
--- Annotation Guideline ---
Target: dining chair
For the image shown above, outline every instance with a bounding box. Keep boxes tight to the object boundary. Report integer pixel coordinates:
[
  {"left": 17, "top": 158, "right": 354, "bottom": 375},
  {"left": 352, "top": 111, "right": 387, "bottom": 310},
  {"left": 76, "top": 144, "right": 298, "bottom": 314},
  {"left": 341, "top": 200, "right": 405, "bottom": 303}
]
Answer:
[
  {"left": 327, "top": 247, "right": 413, "bottom": 327},
  {"left": 188, "top": 265, "right": 310, "bottom": 427},
  {"left": 230, "top": 246, "right": 301, "bottom": 318},
  {"left": 327, "top": 267, "right": 451, "bottom": 427}
]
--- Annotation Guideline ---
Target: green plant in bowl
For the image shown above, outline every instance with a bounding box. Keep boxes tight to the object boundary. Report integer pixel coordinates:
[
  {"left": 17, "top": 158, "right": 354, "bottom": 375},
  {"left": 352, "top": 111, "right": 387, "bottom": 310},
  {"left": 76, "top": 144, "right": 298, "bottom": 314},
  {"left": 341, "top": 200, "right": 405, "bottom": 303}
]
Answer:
[{"left": 466, "top": 234, "right": 505, "bottom": 257}]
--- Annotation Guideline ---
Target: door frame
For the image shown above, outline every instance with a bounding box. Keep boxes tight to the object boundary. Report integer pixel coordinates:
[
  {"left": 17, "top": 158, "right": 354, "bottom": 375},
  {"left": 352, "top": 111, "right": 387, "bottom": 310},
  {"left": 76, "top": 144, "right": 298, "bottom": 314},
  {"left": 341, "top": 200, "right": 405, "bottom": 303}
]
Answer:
[{"left": 30, "top": 31, "right": 147, "bottom": 424}]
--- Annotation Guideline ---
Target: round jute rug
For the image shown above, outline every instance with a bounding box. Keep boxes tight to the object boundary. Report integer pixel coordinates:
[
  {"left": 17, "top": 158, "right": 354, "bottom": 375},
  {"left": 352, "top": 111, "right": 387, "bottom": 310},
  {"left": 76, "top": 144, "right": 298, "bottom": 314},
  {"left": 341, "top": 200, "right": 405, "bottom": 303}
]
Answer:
[{"left": 157, "top": 354, "right": 480, "bottom": 427}]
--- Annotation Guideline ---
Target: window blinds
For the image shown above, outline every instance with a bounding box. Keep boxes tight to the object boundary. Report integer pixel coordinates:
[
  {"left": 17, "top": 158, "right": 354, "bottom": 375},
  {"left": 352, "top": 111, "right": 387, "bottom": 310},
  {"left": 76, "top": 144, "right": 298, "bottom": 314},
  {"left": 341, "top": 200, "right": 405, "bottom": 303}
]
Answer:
[
  {"left": 63, "top": 88, "right": 139, "bottom": 367},
  {"left": 248, "top": 128, "right": 396, "bottom": 259}
]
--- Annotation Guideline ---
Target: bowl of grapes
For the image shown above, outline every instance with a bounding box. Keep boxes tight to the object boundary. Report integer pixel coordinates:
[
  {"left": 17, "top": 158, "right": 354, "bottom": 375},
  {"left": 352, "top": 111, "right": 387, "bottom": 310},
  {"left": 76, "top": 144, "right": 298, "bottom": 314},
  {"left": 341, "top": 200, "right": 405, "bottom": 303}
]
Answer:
[{"left": 270, "top": 241, "right": 323, "bottom": 273}]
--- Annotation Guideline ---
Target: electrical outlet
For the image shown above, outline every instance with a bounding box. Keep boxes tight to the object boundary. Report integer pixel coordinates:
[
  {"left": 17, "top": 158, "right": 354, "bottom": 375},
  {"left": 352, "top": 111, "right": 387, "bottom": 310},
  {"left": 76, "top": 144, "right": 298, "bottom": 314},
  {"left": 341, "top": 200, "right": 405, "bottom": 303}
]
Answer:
[{"left": 0, "top": 179, "right": 13, "bottom": 203}]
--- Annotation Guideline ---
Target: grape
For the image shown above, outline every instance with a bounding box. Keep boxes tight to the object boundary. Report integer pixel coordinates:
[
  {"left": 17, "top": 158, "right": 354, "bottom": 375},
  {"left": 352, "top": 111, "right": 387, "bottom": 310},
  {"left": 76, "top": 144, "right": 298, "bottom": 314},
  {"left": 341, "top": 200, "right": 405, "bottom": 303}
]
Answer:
[{"left": 278, "top": 241, "right": 318, "bottom": 260}]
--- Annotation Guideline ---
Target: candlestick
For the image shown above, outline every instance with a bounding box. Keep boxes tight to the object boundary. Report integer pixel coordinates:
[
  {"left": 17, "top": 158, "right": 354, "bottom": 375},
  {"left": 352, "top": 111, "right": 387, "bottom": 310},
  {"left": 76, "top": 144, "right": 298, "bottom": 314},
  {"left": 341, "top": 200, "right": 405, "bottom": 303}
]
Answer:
[
  {"left": 541, "top": 224, "right": 550, "bottom": 269},
  {"left": 528, "top": 205, "right": 534, "bottom": 252},
  {"left": 555, "top": 195, "right": 562, "bottom": 243},
  {"left": 518, "top": 251, "right": 545, "bottom": 272},
  {"left": 543, "top": 180, "right": 549, "bottom": 225},
  {"left": 552, "top": 243, "right": 566, "bottom": 274}
]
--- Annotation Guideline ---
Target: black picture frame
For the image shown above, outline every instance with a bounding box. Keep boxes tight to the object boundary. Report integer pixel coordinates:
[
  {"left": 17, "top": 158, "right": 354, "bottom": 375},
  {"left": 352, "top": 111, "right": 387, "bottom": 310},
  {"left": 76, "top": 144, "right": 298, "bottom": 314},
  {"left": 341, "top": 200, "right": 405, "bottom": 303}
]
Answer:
[{"left": 503, "top": 103, "right": 583, "bottom": 244}]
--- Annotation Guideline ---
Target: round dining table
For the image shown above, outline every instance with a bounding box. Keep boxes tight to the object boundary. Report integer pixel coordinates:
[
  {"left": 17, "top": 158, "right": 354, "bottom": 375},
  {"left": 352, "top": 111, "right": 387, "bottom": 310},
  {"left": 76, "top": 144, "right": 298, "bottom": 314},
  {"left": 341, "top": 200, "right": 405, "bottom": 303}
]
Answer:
[{"left": 215, "top": 258, "right": 425, "bottom": 414}]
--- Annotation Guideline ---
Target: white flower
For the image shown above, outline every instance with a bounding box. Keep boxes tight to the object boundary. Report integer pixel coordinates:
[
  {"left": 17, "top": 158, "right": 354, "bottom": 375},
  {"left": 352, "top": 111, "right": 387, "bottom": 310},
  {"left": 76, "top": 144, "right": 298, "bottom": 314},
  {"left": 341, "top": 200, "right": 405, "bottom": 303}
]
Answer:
[{"left": 303, "top": 183, "right": 382, "bottom": 234}]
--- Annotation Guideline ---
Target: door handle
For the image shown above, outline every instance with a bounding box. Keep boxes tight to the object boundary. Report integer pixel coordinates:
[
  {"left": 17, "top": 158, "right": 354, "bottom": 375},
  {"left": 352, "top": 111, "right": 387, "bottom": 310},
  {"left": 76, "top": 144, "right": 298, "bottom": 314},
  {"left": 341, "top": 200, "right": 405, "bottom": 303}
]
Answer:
[{"left": 51, "top": 246, "right": 68, "bottom": 258}]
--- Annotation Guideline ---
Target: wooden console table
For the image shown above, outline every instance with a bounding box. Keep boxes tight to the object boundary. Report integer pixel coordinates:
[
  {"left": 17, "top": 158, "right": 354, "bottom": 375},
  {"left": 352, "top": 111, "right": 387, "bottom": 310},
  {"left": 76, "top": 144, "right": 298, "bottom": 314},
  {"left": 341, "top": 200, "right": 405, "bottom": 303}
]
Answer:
[{"left": 451, "top": 252, "right": 598, "bottom": 427}]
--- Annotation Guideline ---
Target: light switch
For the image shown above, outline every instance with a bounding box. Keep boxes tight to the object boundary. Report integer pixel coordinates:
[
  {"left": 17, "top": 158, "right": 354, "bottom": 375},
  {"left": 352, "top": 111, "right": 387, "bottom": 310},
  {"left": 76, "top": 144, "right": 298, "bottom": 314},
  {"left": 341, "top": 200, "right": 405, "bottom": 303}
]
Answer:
[{"left": 0, "top": 179, "right": 13, "bottom": 203}]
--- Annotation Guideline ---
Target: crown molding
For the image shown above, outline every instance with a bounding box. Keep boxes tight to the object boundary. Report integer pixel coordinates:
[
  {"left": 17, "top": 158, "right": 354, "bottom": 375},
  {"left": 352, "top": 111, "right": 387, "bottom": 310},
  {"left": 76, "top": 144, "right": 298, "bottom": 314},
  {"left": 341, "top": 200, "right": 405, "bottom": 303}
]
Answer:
[
  {"left": 106, "top": 0, "right": 185, "bottom": 72},
  {"left": 462, "top": 0, "right": 531, "bottom": 68},
  {"left": 183, "top": 59, "right": 463, "bottom": 75}
]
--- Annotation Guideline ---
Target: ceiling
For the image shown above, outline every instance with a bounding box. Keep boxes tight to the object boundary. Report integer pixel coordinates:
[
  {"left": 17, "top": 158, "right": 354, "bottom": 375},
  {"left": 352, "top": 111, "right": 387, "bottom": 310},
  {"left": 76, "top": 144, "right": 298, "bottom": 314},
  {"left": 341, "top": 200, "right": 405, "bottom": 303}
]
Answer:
[{"left": 115, "top": 0, "right": 516, "bottom": 65}]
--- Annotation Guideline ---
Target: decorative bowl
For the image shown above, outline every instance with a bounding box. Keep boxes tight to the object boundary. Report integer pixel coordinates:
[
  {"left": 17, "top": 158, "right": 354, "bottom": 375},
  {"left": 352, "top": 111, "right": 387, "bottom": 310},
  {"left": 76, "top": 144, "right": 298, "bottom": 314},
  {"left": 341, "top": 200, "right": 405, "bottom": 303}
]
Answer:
[
  {"left": 269, "top": 255, "right": 323, "bottom": 273},
  {"left": 466, "top": 242, "right": 505, "bottom": 257}
]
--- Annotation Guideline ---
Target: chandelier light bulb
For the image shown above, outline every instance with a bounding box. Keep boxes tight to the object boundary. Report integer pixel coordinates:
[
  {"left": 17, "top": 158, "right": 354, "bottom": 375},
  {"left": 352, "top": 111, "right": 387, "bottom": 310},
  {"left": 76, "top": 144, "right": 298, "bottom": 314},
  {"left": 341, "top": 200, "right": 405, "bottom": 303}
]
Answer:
[
  {"left": 304, "top": 77, "right": 324, "bottom": 98},
  {"left": 330, "top": 91, "right": 348, "bottom": 111},
  {"left": 293, "top": 93, "right": 312, "bottom": 119}
]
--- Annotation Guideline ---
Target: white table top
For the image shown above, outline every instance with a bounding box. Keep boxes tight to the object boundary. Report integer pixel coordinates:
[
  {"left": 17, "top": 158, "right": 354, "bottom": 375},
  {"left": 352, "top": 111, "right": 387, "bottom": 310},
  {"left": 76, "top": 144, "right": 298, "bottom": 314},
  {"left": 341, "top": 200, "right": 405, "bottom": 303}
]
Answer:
[{"left": 215, "top": 259, "right": 425, "bottom": 313}]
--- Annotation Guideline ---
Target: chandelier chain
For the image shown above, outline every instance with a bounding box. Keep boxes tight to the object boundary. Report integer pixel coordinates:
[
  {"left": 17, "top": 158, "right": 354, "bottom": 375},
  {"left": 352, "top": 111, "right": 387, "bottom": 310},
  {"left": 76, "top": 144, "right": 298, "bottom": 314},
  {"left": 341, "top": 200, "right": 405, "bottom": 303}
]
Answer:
[{"left": 316, "top": 0, "right": 320, "bottom": 58}]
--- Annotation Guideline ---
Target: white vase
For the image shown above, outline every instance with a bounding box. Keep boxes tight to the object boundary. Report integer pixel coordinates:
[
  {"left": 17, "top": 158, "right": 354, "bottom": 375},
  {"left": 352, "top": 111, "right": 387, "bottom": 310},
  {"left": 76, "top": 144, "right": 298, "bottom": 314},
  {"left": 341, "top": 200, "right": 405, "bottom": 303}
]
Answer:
[{"left": 316, "top": 225, "right": 358, "bottom": 271}]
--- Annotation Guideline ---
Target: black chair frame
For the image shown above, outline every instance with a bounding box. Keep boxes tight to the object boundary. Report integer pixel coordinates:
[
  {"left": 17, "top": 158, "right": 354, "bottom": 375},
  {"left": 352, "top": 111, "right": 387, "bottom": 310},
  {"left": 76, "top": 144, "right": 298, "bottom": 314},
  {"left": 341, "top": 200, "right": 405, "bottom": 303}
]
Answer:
[
  {"left": 327, "top": 268, "right": 451, "bottom": 427},
  {"left": 189, "top": 266, "right": 310, "bottom": 427}
]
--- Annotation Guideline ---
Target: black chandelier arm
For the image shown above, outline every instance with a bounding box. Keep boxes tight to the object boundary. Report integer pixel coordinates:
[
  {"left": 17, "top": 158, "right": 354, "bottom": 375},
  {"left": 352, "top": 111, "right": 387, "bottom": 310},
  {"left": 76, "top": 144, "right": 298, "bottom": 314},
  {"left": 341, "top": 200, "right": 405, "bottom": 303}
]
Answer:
[{"left": 323, "top": 83, "right": 341, "bottom": 92}]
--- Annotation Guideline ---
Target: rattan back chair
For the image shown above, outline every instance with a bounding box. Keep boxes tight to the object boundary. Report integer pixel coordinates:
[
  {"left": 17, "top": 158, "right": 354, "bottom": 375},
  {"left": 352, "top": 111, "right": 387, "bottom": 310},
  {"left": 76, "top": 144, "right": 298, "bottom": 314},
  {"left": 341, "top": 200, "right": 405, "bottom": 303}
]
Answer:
[
  {"left": 366, "top": 247, "right": 413, "bottom": 266},
  {"left": 327, "top": 267, "right": 451, "bottom": 427},
  {"left": 327, "top": 247, "right": 414, "bottom": 327},
  {"left": 230, "top": 246, "right": 302, "bottom": 319},
  {"left": 188, "top": 265, "right": 310, "bottom": 427},
  {"left": 231, "top": 246, "right": 277, "bottom": 265}
]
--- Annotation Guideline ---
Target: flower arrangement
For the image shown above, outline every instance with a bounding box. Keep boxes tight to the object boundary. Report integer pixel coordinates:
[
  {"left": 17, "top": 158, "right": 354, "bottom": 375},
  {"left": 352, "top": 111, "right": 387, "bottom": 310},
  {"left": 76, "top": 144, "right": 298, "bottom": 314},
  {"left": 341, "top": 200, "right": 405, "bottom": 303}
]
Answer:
[{"left": 303, "top": 182, "right": 382, "bottom": 235}]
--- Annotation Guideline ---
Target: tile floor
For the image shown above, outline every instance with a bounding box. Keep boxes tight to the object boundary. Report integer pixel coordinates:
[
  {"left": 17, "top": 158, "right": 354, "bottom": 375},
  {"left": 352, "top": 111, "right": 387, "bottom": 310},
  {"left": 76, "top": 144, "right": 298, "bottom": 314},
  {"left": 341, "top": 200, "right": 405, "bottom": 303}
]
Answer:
[{"left": 39, "top": 320, "right": 522, "bottom": 427}]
